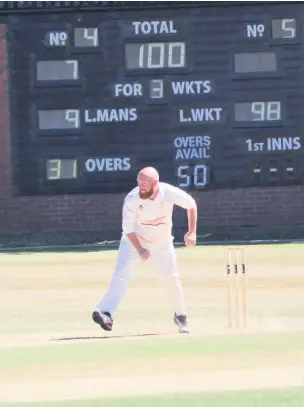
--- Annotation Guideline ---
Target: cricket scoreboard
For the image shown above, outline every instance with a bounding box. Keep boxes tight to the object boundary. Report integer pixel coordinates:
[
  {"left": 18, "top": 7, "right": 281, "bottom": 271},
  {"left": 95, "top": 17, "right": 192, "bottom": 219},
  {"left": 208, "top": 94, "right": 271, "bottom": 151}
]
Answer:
[{"left": 7, "top": 1, "right": 304, "bottom": 195}]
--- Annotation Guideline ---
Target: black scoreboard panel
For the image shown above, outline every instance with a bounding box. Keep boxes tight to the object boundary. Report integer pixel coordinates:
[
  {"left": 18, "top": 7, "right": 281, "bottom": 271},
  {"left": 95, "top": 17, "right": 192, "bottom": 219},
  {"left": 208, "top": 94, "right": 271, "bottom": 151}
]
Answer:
[{"left": 7, "top": 2, "right": 304, "bottom": 195}]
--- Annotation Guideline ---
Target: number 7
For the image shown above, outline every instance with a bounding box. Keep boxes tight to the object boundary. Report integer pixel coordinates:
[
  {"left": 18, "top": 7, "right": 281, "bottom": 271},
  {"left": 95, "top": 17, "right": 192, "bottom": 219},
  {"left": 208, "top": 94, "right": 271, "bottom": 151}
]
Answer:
[{"left": 65, "top": 60, "right": 78, "bottom": 80}]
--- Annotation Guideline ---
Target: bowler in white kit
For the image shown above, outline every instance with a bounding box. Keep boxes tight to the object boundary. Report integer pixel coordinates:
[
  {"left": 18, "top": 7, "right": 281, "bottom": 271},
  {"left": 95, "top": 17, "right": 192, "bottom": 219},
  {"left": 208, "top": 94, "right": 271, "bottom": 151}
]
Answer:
[{"left": 92, "top": 166, "right": 197, "bottom": 333}]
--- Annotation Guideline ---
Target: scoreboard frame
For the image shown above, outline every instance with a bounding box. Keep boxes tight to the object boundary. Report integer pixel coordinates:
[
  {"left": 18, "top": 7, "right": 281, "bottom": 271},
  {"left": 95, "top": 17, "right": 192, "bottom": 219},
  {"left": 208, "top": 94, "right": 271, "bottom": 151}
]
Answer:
[{"left": 6, "top": 1, "right": 304, "bottom": 196}]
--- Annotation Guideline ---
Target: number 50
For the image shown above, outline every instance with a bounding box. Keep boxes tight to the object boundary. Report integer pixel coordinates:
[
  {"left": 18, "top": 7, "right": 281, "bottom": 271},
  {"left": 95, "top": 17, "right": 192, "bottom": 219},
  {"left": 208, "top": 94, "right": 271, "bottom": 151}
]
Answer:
[{"left": 177, "top": 165, "right": 208, "bottom": 188}]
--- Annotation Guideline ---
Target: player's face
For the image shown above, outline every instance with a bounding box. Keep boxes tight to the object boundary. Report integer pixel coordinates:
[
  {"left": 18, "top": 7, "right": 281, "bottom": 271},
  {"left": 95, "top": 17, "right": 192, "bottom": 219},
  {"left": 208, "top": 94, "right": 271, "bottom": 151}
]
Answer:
[{"left": 137, "top": 173, "right": 156, "bottom": 199}]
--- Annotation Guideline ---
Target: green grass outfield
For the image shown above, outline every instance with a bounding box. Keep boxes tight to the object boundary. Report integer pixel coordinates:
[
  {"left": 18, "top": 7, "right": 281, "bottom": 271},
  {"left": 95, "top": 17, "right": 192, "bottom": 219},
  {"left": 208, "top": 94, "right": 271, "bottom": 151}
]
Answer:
[
  {"left": 1, "top": 332, "right": 303, "bottom": 371},
  {"left": 2, "top": 388, "right": 304, "bottom": 407},
  {"left": 1, "top": 245, "right": 303, "bottom": 405}
]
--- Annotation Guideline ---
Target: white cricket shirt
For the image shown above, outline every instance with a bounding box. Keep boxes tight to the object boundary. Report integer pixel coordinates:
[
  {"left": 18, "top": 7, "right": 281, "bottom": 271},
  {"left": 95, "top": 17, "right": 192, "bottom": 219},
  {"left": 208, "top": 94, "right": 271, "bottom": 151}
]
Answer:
[{"left": 122, "top": 182, "right": 196, "bottom": 248}]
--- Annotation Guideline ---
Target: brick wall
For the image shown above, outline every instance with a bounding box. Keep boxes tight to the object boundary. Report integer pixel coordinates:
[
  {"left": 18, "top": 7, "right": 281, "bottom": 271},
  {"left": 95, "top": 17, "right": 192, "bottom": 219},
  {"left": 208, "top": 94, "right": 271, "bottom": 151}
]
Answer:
[{"left": 1, "top": 24, "right": 304, "bottom": 246}]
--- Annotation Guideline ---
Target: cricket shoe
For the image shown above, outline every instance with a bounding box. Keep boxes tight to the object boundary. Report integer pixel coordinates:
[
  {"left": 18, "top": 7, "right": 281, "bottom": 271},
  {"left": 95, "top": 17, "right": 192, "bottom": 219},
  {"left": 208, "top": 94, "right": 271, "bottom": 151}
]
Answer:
[
  {"left": 92, "top": 309, "right": 113, "bottom": 331},
  {"left": 174, "top": 312, "right": 191, "bottom": 333}
]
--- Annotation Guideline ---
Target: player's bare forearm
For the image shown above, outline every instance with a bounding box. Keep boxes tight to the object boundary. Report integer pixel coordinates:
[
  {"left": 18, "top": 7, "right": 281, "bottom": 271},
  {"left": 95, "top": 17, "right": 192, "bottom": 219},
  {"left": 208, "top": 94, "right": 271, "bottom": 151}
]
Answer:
[
  {"left": 126, "top": 232, "right": 150, "bottom": 261},
  {"left": 184, "top": 206, "right": 197, "bottom": 247},
  {"left": 187, "top": 206, "right": 197, "bottom": 233},
  {"left": 126, "top": 232, "right": 143, "bottom": 252}
]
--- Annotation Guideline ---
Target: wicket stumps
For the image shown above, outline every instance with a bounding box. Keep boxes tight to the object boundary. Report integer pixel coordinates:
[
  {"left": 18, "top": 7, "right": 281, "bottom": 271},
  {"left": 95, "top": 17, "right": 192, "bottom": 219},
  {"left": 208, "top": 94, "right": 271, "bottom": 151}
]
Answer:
[{"left": 226, "top": 247, "right": 248, "bottom": 329}]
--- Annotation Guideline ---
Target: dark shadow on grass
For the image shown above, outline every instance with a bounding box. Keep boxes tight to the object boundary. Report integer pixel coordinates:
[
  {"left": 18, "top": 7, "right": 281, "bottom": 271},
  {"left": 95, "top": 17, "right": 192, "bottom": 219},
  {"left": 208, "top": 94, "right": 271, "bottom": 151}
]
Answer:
[
  {"left": 50, "top": 333, "right": 170, "bottom": 342},
  {"left": 2, "top": 238, "right": 304, "bottom": 255}
]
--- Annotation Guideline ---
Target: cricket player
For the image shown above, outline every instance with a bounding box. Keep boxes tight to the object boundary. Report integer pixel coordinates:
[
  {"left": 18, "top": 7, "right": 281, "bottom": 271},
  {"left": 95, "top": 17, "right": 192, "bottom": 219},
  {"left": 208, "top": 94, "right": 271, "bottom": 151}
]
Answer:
[{"left": 92, "top": 166, "right": 197, "bottom": 333}]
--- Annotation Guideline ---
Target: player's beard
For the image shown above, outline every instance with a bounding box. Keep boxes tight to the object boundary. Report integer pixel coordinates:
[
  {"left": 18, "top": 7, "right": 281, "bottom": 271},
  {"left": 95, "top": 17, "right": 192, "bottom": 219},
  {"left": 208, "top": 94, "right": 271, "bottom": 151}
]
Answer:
[{"left": 139, "top": 186, "right": 154, "bottom": 199}]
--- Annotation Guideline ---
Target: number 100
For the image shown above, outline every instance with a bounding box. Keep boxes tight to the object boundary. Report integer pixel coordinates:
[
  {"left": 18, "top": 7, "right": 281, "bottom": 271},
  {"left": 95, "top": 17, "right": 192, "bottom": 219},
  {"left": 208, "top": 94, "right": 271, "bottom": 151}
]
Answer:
[{"left": 128, "top": 42, "right": 186, "bottom": 69}]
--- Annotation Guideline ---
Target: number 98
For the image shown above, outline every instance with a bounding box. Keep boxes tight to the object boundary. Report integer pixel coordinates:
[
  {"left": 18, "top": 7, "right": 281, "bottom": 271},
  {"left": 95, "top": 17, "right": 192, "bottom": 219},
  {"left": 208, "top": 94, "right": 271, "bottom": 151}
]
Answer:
[{"left": 252, "top": 101, "right": 281, "bottom": 121}]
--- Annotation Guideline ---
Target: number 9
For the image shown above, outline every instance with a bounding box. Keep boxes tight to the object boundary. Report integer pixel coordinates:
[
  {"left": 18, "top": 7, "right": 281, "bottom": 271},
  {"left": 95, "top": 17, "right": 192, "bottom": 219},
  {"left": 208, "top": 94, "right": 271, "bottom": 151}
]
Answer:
[
  {"left": 251, "top": 102, "right": 265, "bottom": 121},
  {"left": 65, "top": 110, "right": 80, "bottom": 128}
]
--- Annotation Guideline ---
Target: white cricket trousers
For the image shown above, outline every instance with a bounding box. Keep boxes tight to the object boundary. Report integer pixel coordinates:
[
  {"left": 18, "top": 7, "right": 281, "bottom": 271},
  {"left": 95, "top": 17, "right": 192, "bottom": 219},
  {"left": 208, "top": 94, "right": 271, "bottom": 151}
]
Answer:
[{"left": 97, "top": 238, "right": 187, "bottom": 315}]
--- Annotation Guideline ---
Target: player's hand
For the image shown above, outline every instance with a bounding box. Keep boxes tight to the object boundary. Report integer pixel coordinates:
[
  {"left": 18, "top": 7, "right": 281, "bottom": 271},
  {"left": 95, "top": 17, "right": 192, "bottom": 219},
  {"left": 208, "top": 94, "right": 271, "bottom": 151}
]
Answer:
[
  {"left": 138, "top": 247, "right": 150, "bottom": 262},
  {"left": 184, "top": 231, "right": 197, "bottom": 247}
]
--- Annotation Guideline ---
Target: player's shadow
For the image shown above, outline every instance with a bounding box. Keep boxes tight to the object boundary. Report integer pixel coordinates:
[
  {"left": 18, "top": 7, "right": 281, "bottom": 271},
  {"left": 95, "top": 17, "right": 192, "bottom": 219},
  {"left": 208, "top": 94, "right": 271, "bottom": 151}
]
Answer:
[{"left": 50, "top": 333, "right": 169, "bottom": 342}]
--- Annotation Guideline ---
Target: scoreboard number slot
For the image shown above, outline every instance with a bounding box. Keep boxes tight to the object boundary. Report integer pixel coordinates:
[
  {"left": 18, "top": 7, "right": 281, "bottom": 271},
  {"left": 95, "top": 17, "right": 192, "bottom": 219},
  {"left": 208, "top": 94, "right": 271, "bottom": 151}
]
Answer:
[
  {"left": 125, "top": 42, "right": 186, "bottom": 69},
  {"left": 37, "top": 60, "right": 79, "bottom": 81},
  {"left": 46, "top": 158, "right": 78, "bottom": 180},
  {"left": 234, "top": 52, "right": 277, "bottom": 73},
  {"left": 234, "top": 101, "right": 281, "bottom": 122},
  {"left": 271, "top": 18, "right": 296, "bottom": 39},
  {"left": 149, "top": 79, "right": 164, "bottom": 99},
  {"left": 177, "top": 165, "right": 208, "bottom": 188},
  {"left": 74, "top": 27, "right": 99, "bottom": 47},
  {"left": 38, "top": 109, "right": 80, "bottom": 130}
]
